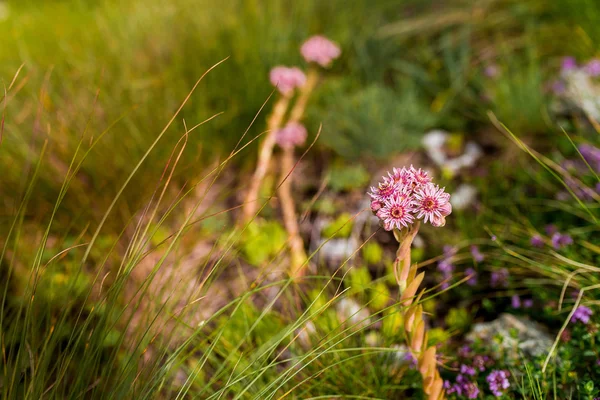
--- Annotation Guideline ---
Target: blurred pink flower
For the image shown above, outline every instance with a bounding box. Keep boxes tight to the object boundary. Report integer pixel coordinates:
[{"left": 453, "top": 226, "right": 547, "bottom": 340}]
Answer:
[
  {"left": 300, "top": 35, "right": 341, "bottom": 67},
  {"left": 275, "top": 122, "right": 307, "bottom": 149},
  {"left": 269, "top": 66, "right": 306, "bottom": 95}
]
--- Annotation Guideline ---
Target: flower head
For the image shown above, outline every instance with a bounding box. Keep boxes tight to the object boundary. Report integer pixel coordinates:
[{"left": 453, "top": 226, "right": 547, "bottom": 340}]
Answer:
[
  {"left": 376, "top": 196, "right": 415, "bottom": 231},
  {"left": 368, "top": 166, "right": 450, "bottom": 230},
  {"left": 470, "top": 245, "right": 484, "bottom": 262},
  {"left": 368, "top": 176, "right": 400, "bottom": 203},
  {"left": 465, "top": 267, "right": 478, "bottom": 286},
  {"left": 561, "top": 56, "right": 578, "bottom": 73},
  {"left": 300, "top": 35, "right": 341, "bottom": 67},
  {"left": 269, "top": 66, "right": 306, "bottom": 96},
  {"left": 413, "top": 184, "right": 451, "bottom": 224},
  {"left": 275, "top": 122, "right": 307, "bottom": 149},
  {"left": 551, "top": 232, "right": 573, "bottom": 249},
  {"left": 491, "top": 268, "right": 509, "bottom": 288},
  {"left": 530, "top": 234, "right": 544, "bottom": 248},
  {"left": 486, "top": 370, "right": 510, "bottom": 397},
  {"left": 585, "top": 58, "right": 600, "bottom": 77},
  {"left": 571, "top": 305, "right": 593, "bottom": 324},
  {"left": 511, "top": 295, "right": 521, "bottom": 308}
]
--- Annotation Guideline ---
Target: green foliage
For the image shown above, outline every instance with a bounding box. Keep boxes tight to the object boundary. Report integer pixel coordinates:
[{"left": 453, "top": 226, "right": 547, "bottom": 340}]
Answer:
[
  {"left": 240, "top": 220, "right": 287, "bottom": 265},
  {"left": 322, "top": 212, "right": 354, "bottom": 238},
  {"left": 312, "top": 82, "right": 436, "bottom": 159},
  {"left": 326, "top": 163, "right": 370, "bottom": 192},
  {"left": 445, "top": 307, "right": 472, "bottom": 333}
]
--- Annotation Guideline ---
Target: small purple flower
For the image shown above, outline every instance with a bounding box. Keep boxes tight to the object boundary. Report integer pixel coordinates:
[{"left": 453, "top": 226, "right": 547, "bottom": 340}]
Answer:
[
  {"left": 551, "top": 80, "right": 566, "bottom": 95},
  {"left": 545, "top": 224, "right": 558, "bottom": 235},
  {"left": 465, "top": 267, "right": 478, "bottom": 286},
  {"left": 487, "top": 370, "right": 510, "bottom": 397},
  {"left": 552, "top": 233, "right": 573, "bottom": 249},
  {"left": 443, "top": 245, "right": 457, "bottom": 258},
  {"left": 491, "top": 268, "right": 509, "bottom": 288},
  {"left": 571, "top": 305, "right": 593, "bottom": 324},
  {"left": 530, "top": 234, "right": 544, "bottom": 248},
  {"left": 464, "top": 382, "right": 480, "bottom": 399},
  {"left": 470, "top": 245, "right": 484, "bottom": 262},
  {"left": 511, "top": 295, "right": 521, "bottom": 308},
  {"left": 458, "top": 345, "right": 472, "bottom": 358},
  {"left": 473, "top": 355, "right": 488, "bottom": 372},
  {"left": 404, "top": 351, "right": 417, "bottom": 368},
  {"left": 485, "top": 64, "right": 499, "bottom": 78},
  {"left": 460, "top": 364, "right": 476, "bottom": 376},
  {"left": 523, "top": 299, "right": 534, "bottom": 308},
  {"left": 561, "top": 56, "right": 578, "bottom": 73},
  {"left": 596, "top": 359, "right": 600, "bottom": 366},
  {"left": 585, "top": 58, "right": 600, "bottom": 77},
  {"left": 596, "top": 182, "right": 600, "bottom": 193},
  {"left": 579, "top": 143, "right": 600, "bottom": 173},
  {"left": 438, "top": 260, "right": 455, "bottom": 274}
]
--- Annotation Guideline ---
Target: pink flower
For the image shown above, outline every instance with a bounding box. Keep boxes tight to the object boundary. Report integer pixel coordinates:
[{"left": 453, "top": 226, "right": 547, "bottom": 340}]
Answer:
[
  {"left": 275, "top": 122, "right": 307, "bottom": 149},
  {"left": 413, "top": 184, "right": 451, "bottom": 224},
  {"left": 300, "top": 35, "right": 341, "bottom": 67},
  {"left": 377, "top": 196, "right": 415, "bottom": 231},
  {"left": 409, "top": 165, "right": 432, "bottom": 187},
  {"left": 368, "top": 176, "right": 400, "bottom": 203},
  {"left": 269, "top": 66, "right": 306, "bottom": 96}
]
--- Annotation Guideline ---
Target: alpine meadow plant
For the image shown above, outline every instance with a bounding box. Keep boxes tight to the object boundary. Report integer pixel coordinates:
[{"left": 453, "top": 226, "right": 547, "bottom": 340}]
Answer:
[
  {"left": 369, "top": 166, "right": 452, "bottom": 399},
  {"left": 241, "top": 34, "right": 340, "bottom": 276}
]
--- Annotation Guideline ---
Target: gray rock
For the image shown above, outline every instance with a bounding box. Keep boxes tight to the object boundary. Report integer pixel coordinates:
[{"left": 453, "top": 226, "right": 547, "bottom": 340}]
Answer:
[{"left": 466, "top": 313, "right": 553, "bottom": 359}]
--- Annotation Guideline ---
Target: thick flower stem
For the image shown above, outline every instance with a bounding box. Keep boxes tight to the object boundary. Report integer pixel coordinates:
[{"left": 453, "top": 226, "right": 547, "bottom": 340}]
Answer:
[
  {"left": 278, "top": 68, "right": 318, "bottom": 276},
  {"left": 278, "top": 147, "right": 307, "bottom": 276},
  {"left": 241, "top": 95, "right": 291, "bottom": 224},
  {"left": 394, "top": 225, "right": 445, "bottom": 400}
]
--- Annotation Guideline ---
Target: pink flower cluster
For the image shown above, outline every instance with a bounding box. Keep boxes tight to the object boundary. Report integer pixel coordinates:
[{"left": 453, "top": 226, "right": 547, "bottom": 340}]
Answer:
[
  {"left": 300, "top": 35, "right": 341, "bottom": 67},
  {"left": 269, "top": 66, "right": 306, "bottom": 96},
  {"left": 368, "top": 166, "right": 452, "bottom": 231},
  {"left": 275, "top": 122, "right": 307, "bottom": 149}
]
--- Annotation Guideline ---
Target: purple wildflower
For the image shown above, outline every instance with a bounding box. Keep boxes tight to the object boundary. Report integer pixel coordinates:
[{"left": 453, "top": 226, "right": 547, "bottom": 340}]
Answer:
[
  {"left": 300, "top": 35, "right": 341, "bottom": 67},
  {"left": 511, "top": 295, "right": 521, "bottom": 308},
  {"left": 545, "top": 224, "right": 558, "bottom": 235},
  {"left": 571, "top": 305, "right": 593, "bottom": 324},
  {"left": 460, "top": 364, "right": 476, "bottom": 376},
  {"left": 491, "top": 268, "right": 509, "bottom": 288},
  {"left": 464, "top": 382, "right": 480, "bottom": 399},
  {"left": 458, "top": 345, "right": 472, "bottom": 358},
  {"left": 485, "top": 64, "right": 499, "bottom": 78},
  {"left": 530, "top": 234, "right": 544, "bottom": 248},
  {"left": 470, "top": 245, "right": 484, "bottom": 262},
  {"left": 561, "top": 56, "right": 578, "bottom": 73},
  {"left": 438, "top": 260, "right": 455, "bottom": 274},
  {"left": 579, "top": 143, "right": 600, "bottom": 173},
  {"left": 585, "top": 58, "right": 600, "bottom": 77},
  {"left": 551, "top": 232, "right": 573, "bottom": 249},
  {"left": 523, "top": 299, "right": 534, "bottom": 308},
  {"left": 473, "top": 355, "right": 489, "bottom": 372},
  {"left": 465, "top": 267, "right": 478, "bottom": 286},
  {"left": 551, "top": 79, "right": 566, "bottom": 95},
  {"left": 487, "top": 370, "right": 510, "bottom": 397}
]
